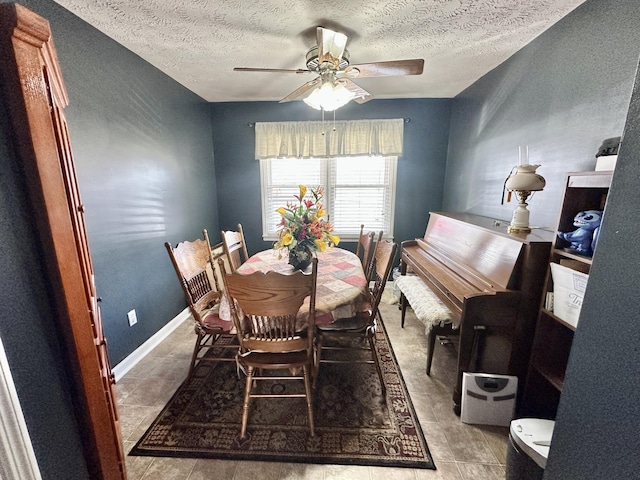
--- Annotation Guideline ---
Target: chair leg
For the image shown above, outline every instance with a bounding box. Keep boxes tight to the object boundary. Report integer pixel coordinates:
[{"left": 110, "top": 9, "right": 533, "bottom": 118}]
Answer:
[
  {"left": 426, "top": 328, "right": 437, "bottom": 376},
  {"left": 186, "top": 330, "right": 204, "bottom": 383},
  {"left": 240, "top": 366, "right": 254, "bottom": 439},
  {"left": 313, "top": 334, "right": 323, "bottom": 389},
  {"left": 303, "top": 364, "right": 315, "bottom": 436},
  {"left": 367, "top": 333, "right": 386, "bottom": 396}
]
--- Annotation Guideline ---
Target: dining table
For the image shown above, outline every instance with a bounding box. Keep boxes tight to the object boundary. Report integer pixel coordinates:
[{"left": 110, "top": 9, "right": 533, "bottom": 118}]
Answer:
[{"left": 218, "top": 247, "right": 370, "bottom": 329}]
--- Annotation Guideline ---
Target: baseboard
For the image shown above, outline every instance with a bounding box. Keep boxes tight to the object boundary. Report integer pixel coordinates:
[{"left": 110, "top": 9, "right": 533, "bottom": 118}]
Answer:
[{"left": 112, "top": 308, "right": 191, "bottom": 382}]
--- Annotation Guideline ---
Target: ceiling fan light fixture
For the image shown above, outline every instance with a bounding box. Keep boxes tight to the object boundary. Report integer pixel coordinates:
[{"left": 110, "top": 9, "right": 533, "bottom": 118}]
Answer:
[
  {"left": 236, "top": 26, "right": 423, "bottom": 107},
  {"left": 303, "top": 80, "right": 355, "bottom": 111}
]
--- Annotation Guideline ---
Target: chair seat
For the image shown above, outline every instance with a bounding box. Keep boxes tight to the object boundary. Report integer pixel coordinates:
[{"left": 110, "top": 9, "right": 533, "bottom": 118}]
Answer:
[
  {"left": 316, "top": 311, "right": 372, "bottom": 332},
  {"left": 239, "top": 350, "right": 311, "bottom": 369},
  {"left": 201, "top": 310, "right": 233, "bottom": 332}
]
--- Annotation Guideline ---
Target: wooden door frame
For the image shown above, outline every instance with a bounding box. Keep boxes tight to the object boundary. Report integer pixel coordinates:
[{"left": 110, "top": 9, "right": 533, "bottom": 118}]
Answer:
[{"left": 0, "top": 4, "right": 126, "bottom": 479}]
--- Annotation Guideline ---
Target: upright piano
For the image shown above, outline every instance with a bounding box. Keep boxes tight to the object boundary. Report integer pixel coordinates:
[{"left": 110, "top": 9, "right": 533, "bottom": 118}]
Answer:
[{"left": 400, "top": 212, "right": 553, "bottom": 413}]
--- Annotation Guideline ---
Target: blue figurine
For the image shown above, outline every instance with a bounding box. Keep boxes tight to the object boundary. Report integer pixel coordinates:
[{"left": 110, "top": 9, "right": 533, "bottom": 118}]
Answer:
[{"left": 557, "top": 210, "right": 603, "bottom": 256}]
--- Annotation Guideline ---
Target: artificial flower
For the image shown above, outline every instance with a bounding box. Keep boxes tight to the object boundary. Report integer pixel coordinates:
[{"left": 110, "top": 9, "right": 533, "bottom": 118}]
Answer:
[{"left": 273, "top": 185, "right": 340, "bottom": 258}]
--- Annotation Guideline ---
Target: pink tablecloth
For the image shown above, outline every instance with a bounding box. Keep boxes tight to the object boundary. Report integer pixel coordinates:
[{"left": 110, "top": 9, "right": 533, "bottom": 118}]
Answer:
[{"left": 219, "top": 248, "right": 370, "bottom": 327}]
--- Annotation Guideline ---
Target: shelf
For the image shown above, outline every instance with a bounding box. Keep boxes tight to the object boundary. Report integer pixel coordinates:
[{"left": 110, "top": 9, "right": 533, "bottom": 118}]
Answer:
[
  {"left": 523, "top": 170, "right": 611, "bottom": 418},
  {"left": 567, "top": 170, "right": 612, "bottom": 188},
  {"left": 522, "top": 368, "right": 562, "bottom": 419},
  {"left": 540, "top": 308, "right": 577, "bottom": 331},
  {"left": 552, "top": 248, "right": 593, "bottom": 265},
  {"left": 530, "top": 362, "right": 565, "bottom": 391}
]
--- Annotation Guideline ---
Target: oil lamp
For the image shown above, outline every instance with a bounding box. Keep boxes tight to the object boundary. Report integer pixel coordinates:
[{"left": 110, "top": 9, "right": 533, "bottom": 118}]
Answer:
[{"left": 505, "top": 146, "right": 546, "bottom": 234}]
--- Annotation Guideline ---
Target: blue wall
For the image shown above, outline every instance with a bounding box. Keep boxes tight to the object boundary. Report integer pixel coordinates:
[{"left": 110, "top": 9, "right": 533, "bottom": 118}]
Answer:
[
  {"left": 445, "top": 0, "right": 640, "bottom": 229},
  {"left": 443, "top": 0, "right": 640, "bottom": 227},
  {"left": 0, "top": 0, "right": 221, "bottom": 366},
  {"left": 0, "top": 88, "right": 90, "bottom": 480},
  {"left": 545, "top": 54, "right": 640, "bottom": 480},
  {"left": 210, "top": 99, "right": 451, "bottom": 257},
  {"left": 444, "top": 0, "right": 640, "bottom": 478},
  {"left": 1, "top": 1, "right": 219, "bottom": 477}
]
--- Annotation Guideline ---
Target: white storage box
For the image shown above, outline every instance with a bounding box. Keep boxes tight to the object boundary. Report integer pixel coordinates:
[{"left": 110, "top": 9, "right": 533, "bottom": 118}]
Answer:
[
  {"left": 595, "top": 154, "right": 617, "bottom": 171},
  {"left": 461, "top": 373, "right": 518, "bottom": 426},
  {"left": 550, "top": 263, "right": 589, "bottom": 328}
]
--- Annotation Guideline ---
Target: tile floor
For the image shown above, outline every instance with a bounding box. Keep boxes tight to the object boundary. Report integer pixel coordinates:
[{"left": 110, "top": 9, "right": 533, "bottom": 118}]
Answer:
[{"left": 117, "top": 298, "right": 509, "bottom": 479}]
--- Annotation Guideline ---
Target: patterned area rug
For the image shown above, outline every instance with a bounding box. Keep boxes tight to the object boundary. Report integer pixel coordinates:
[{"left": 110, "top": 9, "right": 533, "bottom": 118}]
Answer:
[{"left": 130, "top": 321, "right": 435, "bottom": 469}]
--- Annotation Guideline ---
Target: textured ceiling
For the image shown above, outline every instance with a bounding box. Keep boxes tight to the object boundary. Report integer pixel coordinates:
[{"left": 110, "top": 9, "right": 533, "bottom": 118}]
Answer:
[{"left": 52, "top": 0, "right": 587, "bottom": 103}]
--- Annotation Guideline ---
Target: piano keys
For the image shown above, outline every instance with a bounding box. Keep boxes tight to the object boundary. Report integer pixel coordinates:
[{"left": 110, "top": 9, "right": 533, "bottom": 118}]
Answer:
[{"left": 400, "top": 212, "right": 553, "bottom": 414}]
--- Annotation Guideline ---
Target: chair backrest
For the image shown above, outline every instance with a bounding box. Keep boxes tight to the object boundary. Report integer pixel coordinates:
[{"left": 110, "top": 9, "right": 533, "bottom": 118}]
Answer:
[
  {"left": 221, "top": 223, "right": 249, "bottom": 272},
  {"left": 368, "top": 239, "right": 398, "bottom": 312},
  {"left": 222, "top": 258, "right": 318, "bottom": 354},
  {"left": 165, "top": 230, "right": 223, "bottom": 325},
  {"left": 356, "top": 225, "right": 383, "bottom": 281},
  {"left": 204, "top": 230, "right": 229, "bottom": 292}
]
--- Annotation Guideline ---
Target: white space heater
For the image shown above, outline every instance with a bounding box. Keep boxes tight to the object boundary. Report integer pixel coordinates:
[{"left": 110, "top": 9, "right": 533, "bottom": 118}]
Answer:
[{"left": 461, "top": 373, "right": 518, "bottom": 427}]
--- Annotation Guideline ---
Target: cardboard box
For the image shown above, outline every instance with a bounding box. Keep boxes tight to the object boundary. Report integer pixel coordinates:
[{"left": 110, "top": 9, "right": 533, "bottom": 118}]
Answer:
[{"left": 550, "top": 263, "right": 589, "bottom": 328}]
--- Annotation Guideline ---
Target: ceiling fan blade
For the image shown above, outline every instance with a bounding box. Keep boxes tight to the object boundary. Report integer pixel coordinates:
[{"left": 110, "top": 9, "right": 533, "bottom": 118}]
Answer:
[
  {"left": 278, "top": 77, "right": 321, "bottom": 103},
  {"left": 234, "top": 67, "right": 311, "bottom": 74},
  {"left": 344, "top": 59, "right": 424, "bottom": 78},
  {"left": 339, "top": 78, "right": 373, "bottom": 104},
  {"left": 317, "top": 27, "right": 348, "bottom": 67}
]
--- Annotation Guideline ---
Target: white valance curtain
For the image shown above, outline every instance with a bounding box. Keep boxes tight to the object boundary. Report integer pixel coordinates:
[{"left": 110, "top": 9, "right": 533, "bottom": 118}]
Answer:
[{"left": 254, "top": 118, "right": 404, "bottom": 159}]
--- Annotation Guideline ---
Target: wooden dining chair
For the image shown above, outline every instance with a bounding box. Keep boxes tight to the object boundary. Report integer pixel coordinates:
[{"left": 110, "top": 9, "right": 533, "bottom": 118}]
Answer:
[
  {"left": 221, "top": 257, "right": 318, "bottom": 439},
  {"left": 221, "top": 223, "right": 249, "bottom": 272},
  {"left": 165, "top": 229, "right": 237, "bottom": 383},
  {"left": 356, "top": 224, "right": 383, "bottom": 282},
  {"left": 316, "top": 239, "right": 397, "bottom": 396},
  {"left": 357, "top": 225, "right": 386, "bottom": 324}
]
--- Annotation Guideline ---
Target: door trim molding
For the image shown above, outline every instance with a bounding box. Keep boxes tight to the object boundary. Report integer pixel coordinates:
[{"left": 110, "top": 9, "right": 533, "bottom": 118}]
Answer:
[{"left": 0, "top": 337, "right": 42, "bottom": 480}]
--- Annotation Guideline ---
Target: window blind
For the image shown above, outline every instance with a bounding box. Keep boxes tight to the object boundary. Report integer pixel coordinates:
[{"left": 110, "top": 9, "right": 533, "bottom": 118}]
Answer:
[
  {"left": 260, "top": 156, "right": 396, "bottom": 240},
  {"left": 327, "top": 156, "right": 396, "bottom": 235}
]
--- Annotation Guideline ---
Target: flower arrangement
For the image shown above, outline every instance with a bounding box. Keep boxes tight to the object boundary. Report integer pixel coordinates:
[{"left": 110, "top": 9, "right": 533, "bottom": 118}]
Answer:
[{"left": 274, "top": 185, "right": 340, "bottom": 268}]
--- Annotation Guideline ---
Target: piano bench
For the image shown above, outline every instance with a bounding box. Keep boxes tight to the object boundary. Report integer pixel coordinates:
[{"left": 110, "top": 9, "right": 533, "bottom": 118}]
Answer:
[{"left": 395, "top": 275, "right": 457, "bottom": 375}]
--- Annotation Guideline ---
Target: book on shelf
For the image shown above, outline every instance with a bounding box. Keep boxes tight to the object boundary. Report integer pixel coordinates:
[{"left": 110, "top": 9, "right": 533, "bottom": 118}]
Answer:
[{"left": 545, "top": 292, "right": 554, "bottom": 311}]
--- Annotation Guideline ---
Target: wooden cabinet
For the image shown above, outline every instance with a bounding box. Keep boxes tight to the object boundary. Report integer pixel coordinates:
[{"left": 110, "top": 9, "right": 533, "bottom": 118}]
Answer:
[{"left": 523, "top": 171, "right": 612, "bottom": 418}]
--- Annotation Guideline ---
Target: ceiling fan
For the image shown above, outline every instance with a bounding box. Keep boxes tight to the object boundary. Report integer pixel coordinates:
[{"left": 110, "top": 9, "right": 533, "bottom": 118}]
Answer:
[{"left": 234, "top": 27, "right": 424, "bottom": 110}]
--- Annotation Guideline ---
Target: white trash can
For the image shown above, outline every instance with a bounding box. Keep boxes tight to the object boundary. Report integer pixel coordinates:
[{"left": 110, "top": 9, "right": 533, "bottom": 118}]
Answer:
[
  {"left": 506, "top": 418, "right": 555, "bottom": 480},
  {"left": 391, "top": 266, "right": 403, "bottom": 300},
  {"left": 460, "top": 373, "right": 517, "bottom": 426}
]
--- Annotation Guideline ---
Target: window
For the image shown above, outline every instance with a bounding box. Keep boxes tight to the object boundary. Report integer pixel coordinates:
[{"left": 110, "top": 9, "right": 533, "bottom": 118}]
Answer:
[
  {"left": 260, "top": 155, "right": 397, "bottom": 241},
  {"left": 255, "top": 118, "right": 404, "bottom": 241}
]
